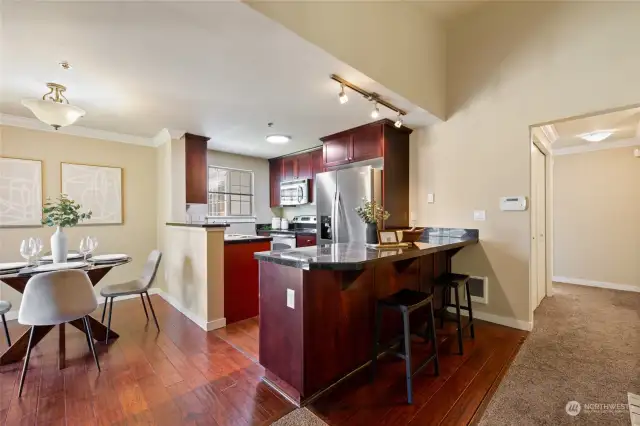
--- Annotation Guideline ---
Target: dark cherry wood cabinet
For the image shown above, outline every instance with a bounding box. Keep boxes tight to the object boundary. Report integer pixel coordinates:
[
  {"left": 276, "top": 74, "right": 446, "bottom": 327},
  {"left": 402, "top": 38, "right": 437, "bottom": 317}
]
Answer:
[
  {"left": 268, "top": 147, "right": 323, "bottom": 207},
  {"left": 184, "top": 133, "right": 210, "bottom": 204},
  {"left": 295, "top": 234, "right": 316, "bottom": 247},
  {"left": 269, "top": 158, "right": 283, "bottom": 208},
  {"left": 323, "top": 134, "right": 352, "bottom": 167},
  {"left": 320, "top": 119, "right": 413, "bottom": 228}
]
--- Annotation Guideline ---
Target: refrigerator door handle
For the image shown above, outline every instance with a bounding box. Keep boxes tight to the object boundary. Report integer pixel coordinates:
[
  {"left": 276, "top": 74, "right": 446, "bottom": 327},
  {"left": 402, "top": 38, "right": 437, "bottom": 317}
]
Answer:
[
  {"left": 335, "top": 191, "right": 341, "bottom": 243},
  {"left": 332, "top": 191, "right": 338, "bottom": 243}
]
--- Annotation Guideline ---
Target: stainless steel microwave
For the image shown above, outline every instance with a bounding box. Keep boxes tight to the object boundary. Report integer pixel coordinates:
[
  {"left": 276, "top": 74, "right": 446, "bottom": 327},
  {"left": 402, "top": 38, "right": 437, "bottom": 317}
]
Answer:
[{"left": 280, "top": 179, "right": 310, "bottom": 206}]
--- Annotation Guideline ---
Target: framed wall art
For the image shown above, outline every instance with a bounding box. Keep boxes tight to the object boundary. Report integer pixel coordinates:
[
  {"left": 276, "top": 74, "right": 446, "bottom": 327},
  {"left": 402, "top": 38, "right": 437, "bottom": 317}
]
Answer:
[{"left": 0, "top": 157, "right": 43, "bottom": 227}]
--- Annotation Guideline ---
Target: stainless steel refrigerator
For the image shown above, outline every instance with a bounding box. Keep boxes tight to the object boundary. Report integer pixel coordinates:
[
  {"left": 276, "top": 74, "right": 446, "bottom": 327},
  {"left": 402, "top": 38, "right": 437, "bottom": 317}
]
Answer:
[{"left": 316, "top": 166, "right": 382, "bottom": 244}]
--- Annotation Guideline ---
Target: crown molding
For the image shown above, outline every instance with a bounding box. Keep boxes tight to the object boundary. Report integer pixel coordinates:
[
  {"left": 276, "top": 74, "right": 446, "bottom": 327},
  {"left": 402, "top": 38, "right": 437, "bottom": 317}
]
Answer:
[
  {"left": 0, "top": 113, "right": 156, "bottom": 147},
  {"left": 539, "top": 124, "right": 559, "bottom": 144},
  {"left": 553, "top": 137, "right": 640, "bottom": 156}
]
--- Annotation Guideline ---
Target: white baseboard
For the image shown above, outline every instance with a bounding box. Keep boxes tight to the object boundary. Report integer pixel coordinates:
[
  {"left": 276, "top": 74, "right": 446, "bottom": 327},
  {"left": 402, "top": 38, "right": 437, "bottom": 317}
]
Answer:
[
  {"left": 2, "top": 288, "right": 227, "bottom": 332},
  {"left": 553, "top": 276, "right": 640, "bottom": 293},
  {"left": 446, "top": 307, "right": 533, "bottom": 331},
  {"left": 156, "top": 290, "right": 226, "bottom": 331}
]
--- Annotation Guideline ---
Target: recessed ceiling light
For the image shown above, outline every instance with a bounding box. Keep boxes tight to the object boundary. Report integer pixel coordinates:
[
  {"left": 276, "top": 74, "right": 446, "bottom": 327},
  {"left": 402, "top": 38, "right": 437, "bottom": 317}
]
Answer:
[
  {"left": 265, "top": 135, "right": 291, "bottom": 144},
  {"left": 579, "top": 130, "right": 613, "bottom": 142}
]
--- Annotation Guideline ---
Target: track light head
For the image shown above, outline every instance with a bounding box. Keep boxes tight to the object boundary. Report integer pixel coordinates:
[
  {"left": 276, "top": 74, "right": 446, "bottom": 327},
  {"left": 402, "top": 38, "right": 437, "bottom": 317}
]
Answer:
[
  {"left": 371, "top": 103, "right": 380, "bottom": 119},
  {"left": 394, "top": 112, "right": 403, "bottom": 128},
  {"left": 338, "top": 84, "right": 348, "bottom": 104}
]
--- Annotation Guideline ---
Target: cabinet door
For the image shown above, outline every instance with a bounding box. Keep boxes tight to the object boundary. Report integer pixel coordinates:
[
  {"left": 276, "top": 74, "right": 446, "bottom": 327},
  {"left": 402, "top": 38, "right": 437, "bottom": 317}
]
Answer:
[
  {"left": 296, "top": 153, "right": 312, "bottom": 179},
  {"left": 311, "top": 148, "right": 324, "bottom": 177},
  {"left": 185, "top": 133, "right": 209, "bottom": 204},
  {"left": 351, "top": 124, "right": 383, "bottom": 163},
  {"left": 282, "top": 157, "right": 296, "bottom": 181},
  {"left": 323, "top": 135, "right": 352, "bottom": 167},
  {"left": 269, "top": 158, "right": 282, "bottom": 207},
  {"left": 296, "top": 234, "right": 317, "bottom": 247}
]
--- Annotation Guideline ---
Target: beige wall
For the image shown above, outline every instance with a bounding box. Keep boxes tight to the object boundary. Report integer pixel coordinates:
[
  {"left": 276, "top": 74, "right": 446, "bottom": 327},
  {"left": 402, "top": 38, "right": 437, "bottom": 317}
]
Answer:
[
  {"left": 553, "top": 148, "right": 640, "bottom": 288},
  {"left": 0, "top": 125, "right": 158, "bottom": 307},
  {"left": 411, "top": 1, "right": 640, "bottom": 326},
  {"left": 246, "top": 1, "right": 446, "bottom": 120}
]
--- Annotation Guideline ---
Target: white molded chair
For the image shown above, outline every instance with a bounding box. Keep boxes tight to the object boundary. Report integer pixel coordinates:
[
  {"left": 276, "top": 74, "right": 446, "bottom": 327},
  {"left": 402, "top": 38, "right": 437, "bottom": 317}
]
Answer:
[
  {"left": 18, "top": 270, "right": 100, "bottom": 397},
  {"left": 0, "top": 301, "right": 12, "bottom": 346},
  {"left": 100, "top": 250, "right": 162, "bottom": 342}
]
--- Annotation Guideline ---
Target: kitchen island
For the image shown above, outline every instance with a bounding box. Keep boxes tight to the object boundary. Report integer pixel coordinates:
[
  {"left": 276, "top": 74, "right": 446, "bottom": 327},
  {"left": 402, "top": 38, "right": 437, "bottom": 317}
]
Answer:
[{"left": 254, "top": 228, "right": 478, "bottom": 405}]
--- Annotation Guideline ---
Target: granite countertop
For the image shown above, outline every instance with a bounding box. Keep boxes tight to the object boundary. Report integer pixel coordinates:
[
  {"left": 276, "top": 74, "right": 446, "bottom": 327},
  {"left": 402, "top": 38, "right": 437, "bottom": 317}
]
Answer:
[
  {"left": 166, "top": 222, "right": 230, "bottom": 228},
  {"left": 253, "top": 233, "right": 478, "bottom": 271},
  {"left": 257, "top": 229, "right": 317, "bottom": 236},
  {"left": 224, "top": 235, "right": 273, "bottom": 245}
]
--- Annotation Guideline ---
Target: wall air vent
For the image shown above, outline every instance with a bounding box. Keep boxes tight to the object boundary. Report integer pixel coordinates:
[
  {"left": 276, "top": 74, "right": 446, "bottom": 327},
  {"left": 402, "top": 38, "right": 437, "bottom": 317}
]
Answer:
[{"left": 466, "top": 276, "right": 488, "bottom": 304}]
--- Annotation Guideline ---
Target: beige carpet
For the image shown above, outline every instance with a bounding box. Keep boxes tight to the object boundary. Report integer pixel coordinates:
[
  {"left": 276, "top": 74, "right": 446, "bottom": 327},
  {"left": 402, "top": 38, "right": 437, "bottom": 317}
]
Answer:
[
  {"left": 272, "top": 408, "right": 329, "bottom": 426},
  {"left": 479, "top": 283, "right": 640, "bottom": 425}
]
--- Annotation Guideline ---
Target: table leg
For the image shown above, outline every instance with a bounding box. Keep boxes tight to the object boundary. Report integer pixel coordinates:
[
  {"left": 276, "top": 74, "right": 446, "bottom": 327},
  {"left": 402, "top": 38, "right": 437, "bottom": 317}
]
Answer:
[
  {"left": 69, "top": 316, "right": 119, "bottom": 343},
  {"left": 58, "top": 324, "right": 66, "bottom": 370},
  {"left": 0, "top": 325, "right": 55, "bottom": 365}
]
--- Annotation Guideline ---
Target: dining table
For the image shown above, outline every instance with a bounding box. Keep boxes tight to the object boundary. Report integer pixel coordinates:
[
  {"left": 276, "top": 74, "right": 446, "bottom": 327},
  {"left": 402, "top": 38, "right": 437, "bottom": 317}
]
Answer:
[{"left": 0, "top": 257, "right": 132, "bottom": 369}]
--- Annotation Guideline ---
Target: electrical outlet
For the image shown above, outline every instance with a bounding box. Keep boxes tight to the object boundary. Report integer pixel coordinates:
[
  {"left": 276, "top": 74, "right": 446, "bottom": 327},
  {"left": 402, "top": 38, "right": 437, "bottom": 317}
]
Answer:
[
  {"left": 427, "top": 193, "right": 435, "bottom": 204},
  {"left": 286, "top": 289, "right": 295, "bottom": 309},
  {"left": 473, "top": 210, "right": 486, "bottom": 221}
]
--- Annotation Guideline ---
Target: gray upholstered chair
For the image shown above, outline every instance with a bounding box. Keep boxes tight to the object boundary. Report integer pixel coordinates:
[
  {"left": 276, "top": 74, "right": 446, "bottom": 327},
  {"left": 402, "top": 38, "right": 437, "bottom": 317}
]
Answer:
[
  {"left": 18, "top": 270, "right": 100, "bottom": 396},
  {"left": 0, "top": 301, "right": 11, "bottom": 346},
  {"left": 100, "top": 250, "right": 162, "bottom": 342}
]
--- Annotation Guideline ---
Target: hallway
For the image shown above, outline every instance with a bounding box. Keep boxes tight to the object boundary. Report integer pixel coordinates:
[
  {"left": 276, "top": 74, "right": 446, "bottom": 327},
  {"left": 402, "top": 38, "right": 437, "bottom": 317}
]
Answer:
[{"left": 479, "top": 283, "right": 639, "bottom": 425}]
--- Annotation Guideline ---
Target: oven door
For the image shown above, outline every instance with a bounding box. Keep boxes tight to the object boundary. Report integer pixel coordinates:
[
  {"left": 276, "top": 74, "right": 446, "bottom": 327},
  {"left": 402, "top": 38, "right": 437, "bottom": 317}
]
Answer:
[{"left": 270, "top": 234, "right": 296, "bottom": 250}]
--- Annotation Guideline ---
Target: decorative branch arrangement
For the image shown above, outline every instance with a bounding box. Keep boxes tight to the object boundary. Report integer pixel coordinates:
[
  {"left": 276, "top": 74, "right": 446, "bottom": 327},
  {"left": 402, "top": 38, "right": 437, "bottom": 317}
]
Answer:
[
  {"left": 42, "top": 194, "right": 92, "bottom": 227},
  {"left": 355, "top": 199, "right": 390, "bottom": 224}
]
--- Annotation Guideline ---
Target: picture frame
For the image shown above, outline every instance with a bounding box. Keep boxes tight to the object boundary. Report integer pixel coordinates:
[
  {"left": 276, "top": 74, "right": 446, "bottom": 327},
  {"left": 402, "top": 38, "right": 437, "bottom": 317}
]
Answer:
[
  {"left": 61, "top": 162, "right": 124, "bottom": 225},
  {"left": 0, "top": 157, "right": 44, "bottom": 227},
  {"left": 377, "top": 230, "right": 399, "bottom": 245}
]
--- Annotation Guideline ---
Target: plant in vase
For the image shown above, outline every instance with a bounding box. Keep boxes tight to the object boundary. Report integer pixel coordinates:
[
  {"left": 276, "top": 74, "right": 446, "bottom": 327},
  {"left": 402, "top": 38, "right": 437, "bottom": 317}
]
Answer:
[
  {"left": 355, "top": 199, "right": 390, "bottom": 244},
  {"left": 42, "top": 194, "right": 92, "bottom": 263}
]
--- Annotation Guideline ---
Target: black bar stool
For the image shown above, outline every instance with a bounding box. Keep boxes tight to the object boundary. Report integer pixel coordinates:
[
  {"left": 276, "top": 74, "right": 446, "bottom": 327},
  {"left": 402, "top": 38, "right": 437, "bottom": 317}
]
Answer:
[
  {"left": 434, "top": 273, "right": 475, "bottom": 355},
  {"left": 370, "top": 289, "right": 440, "bottom": 405}
]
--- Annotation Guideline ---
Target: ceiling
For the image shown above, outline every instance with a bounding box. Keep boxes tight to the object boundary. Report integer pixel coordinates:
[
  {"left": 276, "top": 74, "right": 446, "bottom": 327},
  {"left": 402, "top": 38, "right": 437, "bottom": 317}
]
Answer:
[
  {"left": 542, "top": 106, "right": 640, "bottom": 151},
  {"left": 1, "top": 1, "right": 438, "bottom": 158}
]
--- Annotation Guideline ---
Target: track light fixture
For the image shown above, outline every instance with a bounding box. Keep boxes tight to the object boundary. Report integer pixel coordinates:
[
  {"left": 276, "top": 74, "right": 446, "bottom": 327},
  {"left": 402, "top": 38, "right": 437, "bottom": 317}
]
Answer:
[
  {"left": 338, "top": 84, "right": 348, "bottom": 104},
  {"left": 330, "top": 74, "right": 406, "bottom": 123},
  {"left": 371, "top": 103, "right": 380, "bottom": 119}
]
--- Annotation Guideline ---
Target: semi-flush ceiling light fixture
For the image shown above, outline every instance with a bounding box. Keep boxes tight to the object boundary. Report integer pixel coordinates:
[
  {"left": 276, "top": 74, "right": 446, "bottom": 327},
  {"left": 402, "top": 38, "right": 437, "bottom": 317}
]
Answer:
[
  {"left": 394, "top": 111, "right": 403, "bottom": 128},
  {"left": 22, "top": 82, "right": 85, "bottom": 130},
  {"left": 370, "top": 102, "right": 380, "bottom": 119},
  {"left": 330, "top": 74, "right": 406, "bottom": 123},
  {"left": 265, "top": 135, "right": 291, "bottom": 144},
  {"left": 338, "top": 84, "right": 348, "bottom": 104},
  {"left": 579, "top": 130, "right": 613, "bottom": 142}
]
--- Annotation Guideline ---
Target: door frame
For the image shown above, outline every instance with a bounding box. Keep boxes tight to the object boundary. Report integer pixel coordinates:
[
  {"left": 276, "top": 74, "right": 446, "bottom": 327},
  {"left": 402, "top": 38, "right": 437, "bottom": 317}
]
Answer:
[{"left": 529, "top": 129, "right": 554, "bottom": 323}]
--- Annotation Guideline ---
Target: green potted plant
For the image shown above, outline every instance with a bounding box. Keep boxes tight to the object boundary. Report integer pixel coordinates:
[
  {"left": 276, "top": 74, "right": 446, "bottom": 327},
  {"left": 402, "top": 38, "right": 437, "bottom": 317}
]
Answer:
[
  {"left": 42, "top": 194, "right": 92, "bottom": 263},
  {"left": 355, "top": 198, "right": 390, "bottom": 244}
]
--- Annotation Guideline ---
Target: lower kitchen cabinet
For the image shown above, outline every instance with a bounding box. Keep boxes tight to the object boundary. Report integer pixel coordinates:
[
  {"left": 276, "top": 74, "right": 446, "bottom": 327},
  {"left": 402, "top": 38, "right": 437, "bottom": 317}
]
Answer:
[
  {"left": 224, "top": 240, "right": 271, "bottom": 324},
  {"left": 296, "top": 234, "right": 317, "bottom": 247}
]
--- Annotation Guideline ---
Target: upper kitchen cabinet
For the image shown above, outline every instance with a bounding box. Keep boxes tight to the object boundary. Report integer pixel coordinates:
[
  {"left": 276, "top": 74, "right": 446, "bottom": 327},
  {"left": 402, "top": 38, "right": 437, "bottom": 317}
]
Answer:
[
  {"left": 320, "top": 119, "right": 413, "bottom": 228},
  {"left": 311, "top": 148, "right": 324, "bottom": 177},
  {"left": 269, "top": 157, "right": 283, "bottom": 207},
  {"left": 322, "top": 134, "right": 352, "bottom": 167},
  {"left": 185, "top": 133, "right": 210, "bottom": 204},
  {"left": 296, "top": 152, "right": 313, "bottom": 179}
]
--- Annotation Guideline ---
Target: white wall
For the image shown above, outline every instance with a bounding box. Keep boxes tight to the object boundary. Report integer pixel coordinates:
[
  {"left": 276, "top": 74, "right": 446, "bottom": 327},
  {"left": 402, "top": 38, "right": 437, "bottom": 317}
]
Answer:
[
  {"left": 411, "top": 1, "right": 640, "bottom": 327},
  {"left": 553, "top": 147, "right": 640, "bottom": 288}
]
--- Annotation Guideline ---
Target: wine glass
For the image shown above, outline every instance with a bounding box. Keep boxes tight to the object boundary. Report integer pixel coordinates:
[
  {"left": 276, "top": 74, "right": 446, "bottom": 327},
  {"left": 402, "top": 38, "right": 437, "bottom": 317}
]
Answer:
[
  {"left": 79, "top": 237, "right": 90, "bottom": 263},
  {"left": 33, "top": 238, "right": 43, "bottom": 263},
  {"left": 88, "top": 236, "right": 98, "bottom": 258},
  {"left": 20, "top": 239, "right": 36, "bottom": 266}
]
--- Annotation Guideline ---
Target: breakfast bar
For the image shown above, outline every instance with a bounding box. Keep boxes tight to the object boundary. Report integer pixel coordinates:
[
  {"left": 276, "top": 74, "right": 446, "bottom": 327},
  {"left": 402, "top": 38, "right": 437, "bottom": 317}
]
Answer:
[{"left": 254, "top": 228, "right": 478, "bottom": 405}]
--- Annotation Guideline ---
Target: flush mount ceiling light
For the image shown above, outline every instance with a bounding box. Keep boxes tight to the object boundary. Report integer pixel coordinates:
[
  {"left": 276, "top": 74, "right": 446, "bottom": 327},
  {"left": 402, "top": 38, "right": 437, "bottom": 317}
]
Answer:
[
  {"left": 330, "top": 74, "right": 406, "bottom": 123},
  {"left": 579, "top": 130, "right": 614, "bottom": 142},
  {"left": 338, "top": 84, "right": 348, "bottom": 104},
  {"left": 265, "top": 135, "right": 291, "bottom": 144}
]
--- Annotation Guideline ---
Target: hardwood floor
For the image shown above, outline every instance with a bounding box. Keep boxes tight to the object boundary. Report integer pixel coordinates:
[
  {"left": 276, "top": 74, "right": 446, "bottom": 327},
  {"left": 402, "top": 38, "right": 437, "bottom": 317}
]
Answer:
[
  {"left": 0, "top": 296, "right": 293, "bottom": 426},
  {"left": 0, "top": 298, "right": 527, "bottom": 426},
  {"left": 308, "top": 319, "right": 528, "bottom": 426}
]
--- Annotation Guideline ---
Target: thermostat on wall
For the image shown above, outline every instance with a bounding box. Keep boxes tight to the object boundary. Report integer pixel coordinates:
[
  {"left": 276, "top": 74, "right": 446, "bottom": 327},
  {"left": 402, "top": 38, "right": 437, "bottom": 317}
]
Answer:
[{"left": 500, "top": 196, "right": 527, "bottom": 211}]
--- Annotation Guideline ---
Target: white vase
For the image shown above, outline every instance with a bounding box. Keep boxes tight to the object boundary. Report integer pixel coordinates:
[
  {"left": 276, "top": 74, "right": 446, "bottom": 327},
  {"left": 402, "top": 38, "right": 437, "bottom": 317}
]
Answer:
[{"left": 50, "top": 226, "right": 68, "bottom": 264}]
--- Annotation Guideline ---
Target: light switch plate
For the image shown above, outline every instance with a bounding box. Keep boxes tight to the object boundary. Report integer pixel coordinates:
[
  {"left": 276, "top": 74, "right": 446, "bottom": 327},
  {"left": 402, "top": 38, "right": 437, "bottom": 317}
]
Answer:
[
  {"left": 473, "top": 210, "right": 486, "bottom": 221},
  {"left": 286, "top": 289, "right": 295, "bottom": 309},
  {"left": 427, "top": 193, "right": 435, "bottom": 204}
]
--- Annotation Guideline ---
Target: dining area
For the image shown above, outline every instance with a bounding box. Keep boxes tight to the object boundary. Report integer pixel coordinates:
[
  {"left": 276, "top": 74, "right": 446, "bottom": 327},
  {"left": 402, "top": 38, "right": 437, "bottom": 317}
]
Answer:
[{"left": 0, "top": 192, "right": 164, "bottom": 402}]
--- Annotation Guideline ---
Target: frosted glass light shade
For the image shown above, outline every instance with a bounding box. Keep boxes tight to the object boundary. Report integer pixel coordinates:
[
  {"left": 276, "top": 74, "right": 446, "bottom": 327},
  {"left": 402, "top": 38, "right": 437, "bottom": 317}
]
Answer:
[{"left": 21, "top": 99, "right": 85, "bottom": 129}]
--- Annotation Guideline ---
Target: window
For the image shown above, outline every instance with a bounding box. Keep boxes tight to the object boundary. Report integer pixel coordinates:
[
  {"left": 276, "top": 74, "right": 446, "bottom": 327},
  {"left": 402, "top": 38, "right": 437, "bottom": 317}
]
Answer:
[{"left": 208, "top": 166, "right": 254, "bottom": 217}]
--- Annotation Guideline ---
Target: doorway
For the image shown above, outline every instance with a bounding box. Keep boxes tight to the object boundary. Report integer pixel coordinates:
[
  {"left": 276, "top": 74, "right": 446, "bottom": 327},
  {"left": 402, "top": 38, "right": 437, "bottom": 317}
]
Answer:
[{"left": 530, "top": 141, "right": 547, "bottom": 310}]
